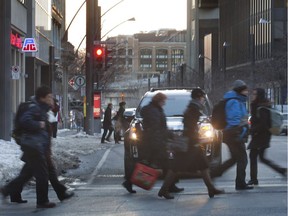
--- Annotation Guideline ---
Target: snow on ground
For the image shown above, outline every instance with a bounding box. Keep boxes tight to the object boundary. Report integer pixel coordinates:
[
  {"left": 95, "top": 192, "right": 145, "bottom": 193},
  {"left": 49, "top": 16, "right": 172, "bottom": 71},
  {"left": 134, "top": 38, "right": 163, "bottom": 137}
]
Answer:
[{"left": 0, "top": 129, "right": 102, "bottom": 184}]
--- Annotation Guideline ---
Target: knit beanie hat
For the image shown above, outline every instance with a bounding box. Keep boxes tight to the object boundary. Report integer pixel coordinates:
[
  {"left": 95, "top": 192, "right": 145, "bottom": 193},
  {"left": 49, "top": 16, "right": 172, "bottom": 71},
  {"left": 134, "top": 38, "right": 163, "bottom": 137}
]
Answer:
[
  {"left": 232, "top": 80, "right": 248, "bottom": 93},
  {"left": 191, "top": 88, "right": 206, "bottom": 99}
]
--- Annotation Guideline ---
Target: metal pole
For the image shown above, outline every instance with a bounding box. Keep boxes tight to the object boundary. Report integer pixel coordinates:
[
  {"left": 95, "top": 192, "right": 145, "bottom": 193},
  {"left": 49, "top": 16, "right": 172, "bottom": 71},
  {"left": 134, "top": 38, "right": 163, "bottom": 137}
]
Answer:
[
  {"left": 0, "top": 0, "right": 11, "bottom": 141},
  {"left": 180, "top": 64, "right": 184, "bottom": 87},
  {"left": 223, "top": 46, "right": 227, "bottom": 90},
  {"left": 250, "top": 33, "right": 255, "bottom": 89},
  {"left": 49, "top": 46, "right": 55, "bottom": 94},
  {"left": 148, "top": 78, "right": 150, "bottom": 90},
  {"left": 62, "top": 0, "right": 86, "bottom": 42},
  {"left": 167, "top": 71, "right": 171, "bottom": 87},
  {"left": 84, "top": 0, "right": 95, "bottom": 135},
  {"left": 63, "top": 64, "right": 68, "bottom": 128}
]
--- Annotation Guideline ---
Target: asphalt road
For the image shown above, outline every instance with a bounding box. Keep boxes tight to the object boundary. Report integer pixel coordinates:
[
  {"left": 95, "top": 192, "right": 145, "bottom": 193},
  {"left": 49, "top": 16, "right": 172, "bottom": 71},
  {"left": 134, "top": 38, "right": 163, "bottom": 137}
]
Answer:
[{"left": 1, "top": 135, "right": 287, "bottom": 216}]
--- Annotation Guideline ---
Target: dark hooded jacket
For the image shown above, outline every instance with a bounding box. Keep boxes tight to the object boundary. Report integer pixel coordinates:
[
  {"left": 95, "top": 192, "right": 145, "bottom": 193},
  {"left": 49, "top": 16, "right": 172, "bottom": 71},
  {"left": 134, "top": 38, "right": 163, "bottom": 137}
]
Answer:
[
  {"left": 140, "top": 100, "right": 169, "bottom": 163},
  {"left": 19, "top": 99, "right": 51, "bottom": 156},
  {"left": 247, "top": 88, "right": 271, "bottom": 149},
  {"left": 183, "top": 99, "right": 204, "bottom": 147},
  {"left": 103, "top": 105, "right": 113, "bottom": 129}
]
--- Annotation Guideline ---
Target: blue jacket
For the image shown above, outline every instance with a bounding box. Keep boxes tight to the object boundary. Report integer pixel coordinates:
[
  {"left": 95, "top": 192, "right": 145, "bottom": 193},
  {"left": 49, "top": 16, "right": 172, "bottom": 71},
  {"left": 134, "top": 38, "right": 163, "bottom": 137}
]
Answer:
[
  {"left": 19, "top": 100, "right": 51, "bottom": 154},
  {"left": 224, "top": 90, "right": 248, "bottom": 129}
]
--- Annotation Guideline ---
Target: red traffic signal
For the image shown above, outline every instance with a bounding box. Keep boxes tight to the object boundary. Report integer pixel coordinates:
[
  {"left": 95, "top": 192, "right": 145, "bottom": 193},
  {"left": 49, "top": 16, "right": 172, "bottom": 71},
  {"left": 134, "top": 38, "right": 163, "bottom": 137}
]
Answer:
[
  {"left": 94, "top": 46, "right": 105, "bottom": 69},
  {"left": 94, "top": 46, "right": 104, "bottom": 58}
]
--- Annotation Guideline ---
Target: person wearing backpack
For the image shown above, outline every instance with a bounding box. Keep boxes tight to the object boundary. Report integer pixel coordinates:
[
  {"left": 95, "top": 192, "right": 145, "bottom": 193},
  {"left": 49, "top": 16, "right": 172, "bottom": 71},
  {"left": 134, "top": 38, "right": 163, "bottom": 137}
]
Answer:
[
  {"left": 214, "top": 80, "right": 253, "bottom": 190},
  {"left": 0, "top": 86, "right": 74, "bottom": 208},
  {"left": 247, "top": 88, "right": 287, "bottom": 185}
]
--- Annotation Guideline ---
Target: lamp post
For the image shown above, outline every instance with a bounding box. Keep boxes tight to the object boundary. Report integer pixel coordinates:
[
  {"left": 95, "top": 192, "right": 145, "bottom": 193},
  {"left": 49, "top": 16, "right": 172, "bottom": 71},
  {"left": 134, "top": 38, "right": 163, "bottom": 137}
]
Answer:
[
  {"left": 222, "top": 41, "right": 229, "bottom": 90},
  {"left": 100, "top": 17, "right": 135, "bottom": 40}
]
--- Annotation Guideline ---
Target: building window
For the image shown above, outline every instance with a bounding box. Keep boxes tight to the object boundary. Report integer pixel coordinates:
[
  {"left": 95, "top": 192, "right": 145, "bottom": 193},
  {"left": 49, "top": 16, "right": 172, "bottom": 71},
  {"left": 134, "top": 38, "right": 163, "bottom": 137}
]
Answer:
[
  {"left": 172, "top": 49, "right": 184, "bottom": 72},
  {"left": 156, "top": 49, "right": 168, "bottom": 72},
  {"left": 140, "top": 49, "right": 152, "bottom": 70}
]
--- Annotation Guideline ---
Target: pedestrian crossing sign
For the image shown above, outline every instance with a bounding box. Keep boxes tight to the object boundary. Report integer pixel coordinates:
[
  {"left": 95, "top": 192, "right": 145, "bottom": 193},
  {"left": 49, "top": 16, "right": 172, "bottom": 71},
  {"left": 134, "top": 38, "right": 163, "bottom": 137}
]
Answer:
[{"left": 22, "top": 38, "right": 38, "bottom": 52}]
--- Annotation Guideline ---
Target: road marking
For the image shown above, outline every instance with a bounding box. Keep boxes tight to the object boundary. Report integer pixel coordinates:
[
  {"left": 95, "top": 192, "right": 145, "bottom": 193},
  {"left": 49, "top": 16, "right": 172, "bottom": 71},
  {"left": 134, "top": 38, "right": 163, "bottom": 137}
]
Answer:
[
  {"left": 87, "top": 146, "right": 112, "bottom": 184},
  {"left": 78, "top": 182, "right": 287, "bottom": 190}
]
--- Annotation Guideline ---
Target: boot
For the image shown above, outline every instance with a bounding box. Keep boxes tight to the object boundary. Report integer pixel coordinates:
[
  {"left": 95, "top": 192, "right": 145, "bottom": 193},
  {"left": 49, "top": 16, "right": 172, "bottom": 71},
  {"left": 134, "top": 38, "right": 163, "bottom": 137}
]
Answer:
[
  {"left": 158, "top": 170, "right": 175, "bottom": 199},
  {"left": 201, "top": 169, "right": 225, "bottom": 198},
  {"left": 169, "top": 184, "right": 184, "bottom": 193},
  {"left": 208, "top": 187, "right": 225, "bottom": 198},
  {"left": 122, "top": 180, "right": 136, "bottom": 194}
]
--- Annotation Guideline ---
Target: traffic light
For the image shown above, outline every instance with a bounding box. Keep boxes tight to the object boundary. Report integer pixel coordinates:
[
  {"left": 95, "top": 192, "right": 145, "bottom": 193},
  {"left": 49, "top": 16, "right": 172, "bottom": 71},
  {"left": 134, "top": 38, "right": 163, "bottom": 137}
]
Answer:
[
  {"left": 93, "top": 46, "right": 105, "bottom": 69},
  {"left": 104, "top": 47, "right": 113, "bottom": 71}
]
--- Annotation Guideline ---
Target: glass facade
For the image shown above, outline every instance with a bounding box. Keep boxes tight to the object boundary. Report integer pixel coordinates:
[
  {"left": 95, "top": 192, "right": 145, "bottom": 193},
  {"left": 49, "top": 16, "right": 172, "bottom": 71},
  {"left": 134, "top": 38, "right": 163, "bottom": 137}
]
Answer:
[
  {"left": 250, "top": 0, "right": 272, "bottom": 60},
  {"left": 35, "top": 0, "right": 52, "bottom": 63}
]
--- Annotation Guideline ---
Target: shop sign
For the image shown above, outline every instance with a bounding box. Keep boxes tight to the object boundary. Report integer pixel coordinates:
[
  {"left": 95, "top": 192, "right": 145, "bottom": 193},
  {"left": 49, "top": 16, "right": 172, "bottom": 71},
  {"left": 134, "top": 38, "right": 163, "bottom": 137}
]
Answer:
[
  {"left": 22, "top": 38, "right": 38, "bottom": 52},
  {"left": 10, "top": 32, "right": 22, "bottom": 49},
  {"left": 93, "top": 92, "right": 101, "bottom": 118}
]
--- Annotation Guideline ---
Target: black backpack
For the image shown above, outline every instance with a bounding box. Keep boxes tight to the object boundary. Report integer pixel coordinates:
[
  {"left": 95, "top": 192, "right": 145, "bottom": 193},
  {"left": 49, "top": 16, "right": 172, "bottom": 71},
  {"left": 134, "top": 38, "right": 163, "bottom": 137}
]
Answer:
[
  {"left": 12, "top": 101, "right": 36, "bottom": 145},
  {"left": 211, "top": 98, "right": 234, "bottom": 130}
]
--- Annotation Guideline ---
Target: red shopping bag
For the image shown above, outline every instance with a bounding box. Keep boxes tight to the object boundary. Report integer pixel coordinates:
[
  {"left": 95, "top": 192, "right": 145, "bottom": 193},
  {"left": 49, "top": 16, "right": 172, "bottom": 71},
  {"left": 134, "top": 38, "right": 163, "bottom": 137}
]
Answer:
[{"left": 130, "top": 163, "right": 159, "bottom": 190}]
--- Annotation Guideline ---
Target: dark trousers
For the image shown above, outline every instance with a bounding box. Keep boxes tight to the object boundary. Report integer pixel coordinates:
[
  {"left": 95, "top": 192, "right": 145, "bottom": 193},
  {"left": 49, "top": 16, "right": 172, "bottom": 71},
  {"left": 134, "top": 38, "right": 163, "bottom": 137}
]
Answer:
[
  {"left": 220, "top": 140, "right": 248, "bottom": 187},
  {"left": 101, "top": 127, "right": 113, "bottom": 142},
  {"left": 249, "top": 148, "right": 285, "bottom": 180},
  {"left": 5, "top": 154, "right": 49, "bottom": 204},
  {"left": 51, "top": 122, "right": 58, "bottom": 138},
  {"left": 8, "top": 154, "right": 67, "bottom": 202}
]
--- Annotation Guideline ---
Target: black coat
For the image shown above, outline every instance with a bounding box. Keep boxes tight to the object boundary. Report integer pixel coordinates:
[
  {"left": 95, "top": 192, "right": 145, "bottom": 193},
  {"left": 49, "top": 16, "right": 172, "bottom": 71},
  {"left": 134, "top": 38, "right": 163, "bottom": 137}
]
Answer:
[
  {"left": 140, "top": 101, "right": 169, "bottom": 164},
  {"left": 247, "top": 102, "right": 271, "bottom": 150},
  {"left": 19, "top": 100, "right": 51, "bottom": 157},
  {"left": 183, "top": 100, "right": 203, "bottom": 147},
  {"left": 103, "top": 106, "right": 113, "bottom": 129},
  {"left": 174, "top": 99, "right": 209, "bottom": 172}
]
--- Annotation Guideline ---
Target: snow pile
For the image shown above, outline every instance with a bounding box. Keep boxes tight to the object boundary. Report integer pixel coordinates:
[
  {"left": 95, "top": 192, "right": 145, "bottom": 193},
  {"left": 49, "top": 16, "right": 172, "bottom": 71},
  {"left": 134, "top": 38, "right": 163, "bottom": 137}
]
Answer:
[{"left": 0, "top": 130, "right": 102, "bottom": 184}]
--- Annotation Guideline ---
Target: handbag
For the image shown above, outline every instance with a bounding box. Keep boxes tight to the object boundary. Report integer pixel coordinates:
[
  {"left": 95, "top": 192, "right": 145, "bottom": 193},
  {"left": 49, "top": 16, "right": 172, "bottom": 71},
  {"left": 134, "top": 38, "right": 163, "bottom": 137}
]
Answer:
[
  {"left": 20, "top": 134, "right": 45, "bottom": 153},
  {"left": 167, "top": 136, "right": 189, "bottom": 152},
  {"left": 130, "top": 162, "right": 160, "bottom": 190}
]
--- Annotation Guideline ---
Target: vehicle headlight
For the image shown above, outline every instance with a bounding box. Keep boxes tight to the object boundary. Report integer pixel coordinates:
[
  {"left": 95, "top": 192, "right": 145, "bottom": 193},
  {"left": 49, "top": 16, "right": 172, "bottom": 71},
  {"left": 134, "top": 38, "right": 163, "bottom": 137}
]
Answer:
[
  {"left": 199, "top": 123, "right": 214, "bottom": 143},
  {"left": 129, "top": 126, "right": 138, "bottom": 140}
]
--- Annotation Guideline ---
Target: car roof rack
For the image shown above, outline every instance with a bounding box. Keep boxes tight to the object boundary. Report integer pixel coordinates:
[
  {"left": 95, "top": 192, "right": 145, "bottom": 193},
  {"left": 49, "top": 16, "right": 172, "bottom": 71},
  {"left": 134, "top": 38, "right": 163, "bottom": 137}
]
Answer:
[{"left": 150, "top": 87, "right": 201, "bottom": 92}]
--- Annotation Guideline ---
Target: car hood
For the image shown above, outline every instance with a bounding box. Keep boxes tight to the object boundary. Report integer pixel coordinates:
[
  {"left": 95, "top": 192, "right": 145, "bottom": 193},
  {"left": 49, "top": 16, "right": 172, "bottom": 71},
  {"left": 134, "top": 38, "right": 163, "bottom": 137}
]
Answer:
[{"left": 166, "top": 117, "right": 184, "bottom": 131}]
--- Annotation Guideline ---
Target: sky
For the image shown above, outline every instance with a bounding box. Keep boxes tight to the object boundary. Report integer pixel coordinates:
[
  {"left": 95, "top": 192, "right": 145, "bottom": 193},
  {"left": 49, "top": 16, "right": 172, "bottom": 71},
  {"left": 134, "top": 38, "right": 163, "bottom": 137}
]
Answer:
[{"left": 65, "top": 0, "right": 187, "bottom": 49}]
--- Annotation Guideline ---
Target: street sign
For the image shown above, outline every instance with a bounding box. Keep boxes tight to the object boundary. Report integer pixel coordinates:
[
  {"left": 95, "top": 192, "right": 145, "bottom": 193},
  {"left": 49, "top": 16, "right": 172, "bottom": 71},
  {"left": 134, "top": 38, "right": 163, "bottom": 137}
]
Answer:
[
  {"left": 75, "top": 75, "right": 86, "bottom": 87},
  {"left": 11, "top": 66, "right": 20, "bottom": 80},
  {"left": 93, "top": 40, "right": 116, "bottom": 45},
  {"left": 68, "top": 77, "right": 79, "bottom": 90}
]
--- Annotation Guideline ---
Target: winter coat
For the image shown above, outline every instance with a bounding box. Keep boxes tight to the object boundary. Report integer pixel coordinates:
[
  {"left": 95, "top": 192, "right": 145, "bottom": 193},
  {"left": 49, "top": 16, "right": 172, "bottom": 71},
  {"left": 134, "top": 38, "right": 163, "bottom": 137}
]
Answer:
[
  {"left": 247, "top": 101, "right": 271, "bottom": 150},
  {"left": 183, "top": 99, "right": 204, "bottom": 147},
  {"left": 103, "top": 106, "right": 113, "bottom": 129},
  {"left": 114, "top": 106, "right": 127, "bottom": 130},
  {"left": 140, "top": 101, "right": 169, "bottom": 163},
  {"left": 223, "top": 90, "right": 249, "bottom": 143},
  {"left": 19, "top": 99, "right": 51, "bottom": 155}
]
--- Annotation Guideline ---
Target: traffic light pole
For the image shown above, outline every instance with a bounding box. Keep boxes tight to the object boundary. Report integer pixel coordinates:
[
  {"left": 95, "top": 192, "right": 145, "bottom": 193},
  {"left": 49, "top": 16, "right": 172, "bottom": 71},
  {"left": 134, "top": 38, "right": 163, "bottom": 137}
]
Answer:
[{"left": 85, "top": 0, "right": 95, "bottom": 135}]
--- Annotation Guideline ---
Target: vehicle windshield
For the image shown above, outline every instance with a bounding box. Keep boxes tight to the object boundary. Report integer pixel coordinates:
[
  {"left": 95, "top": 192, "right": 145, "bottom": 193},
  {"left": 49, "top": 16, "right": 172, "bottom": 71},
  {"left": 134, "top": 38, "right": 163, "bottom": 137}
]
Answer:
[{"left": 136, "top": 93, "right": 211, "bottom": 118}]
